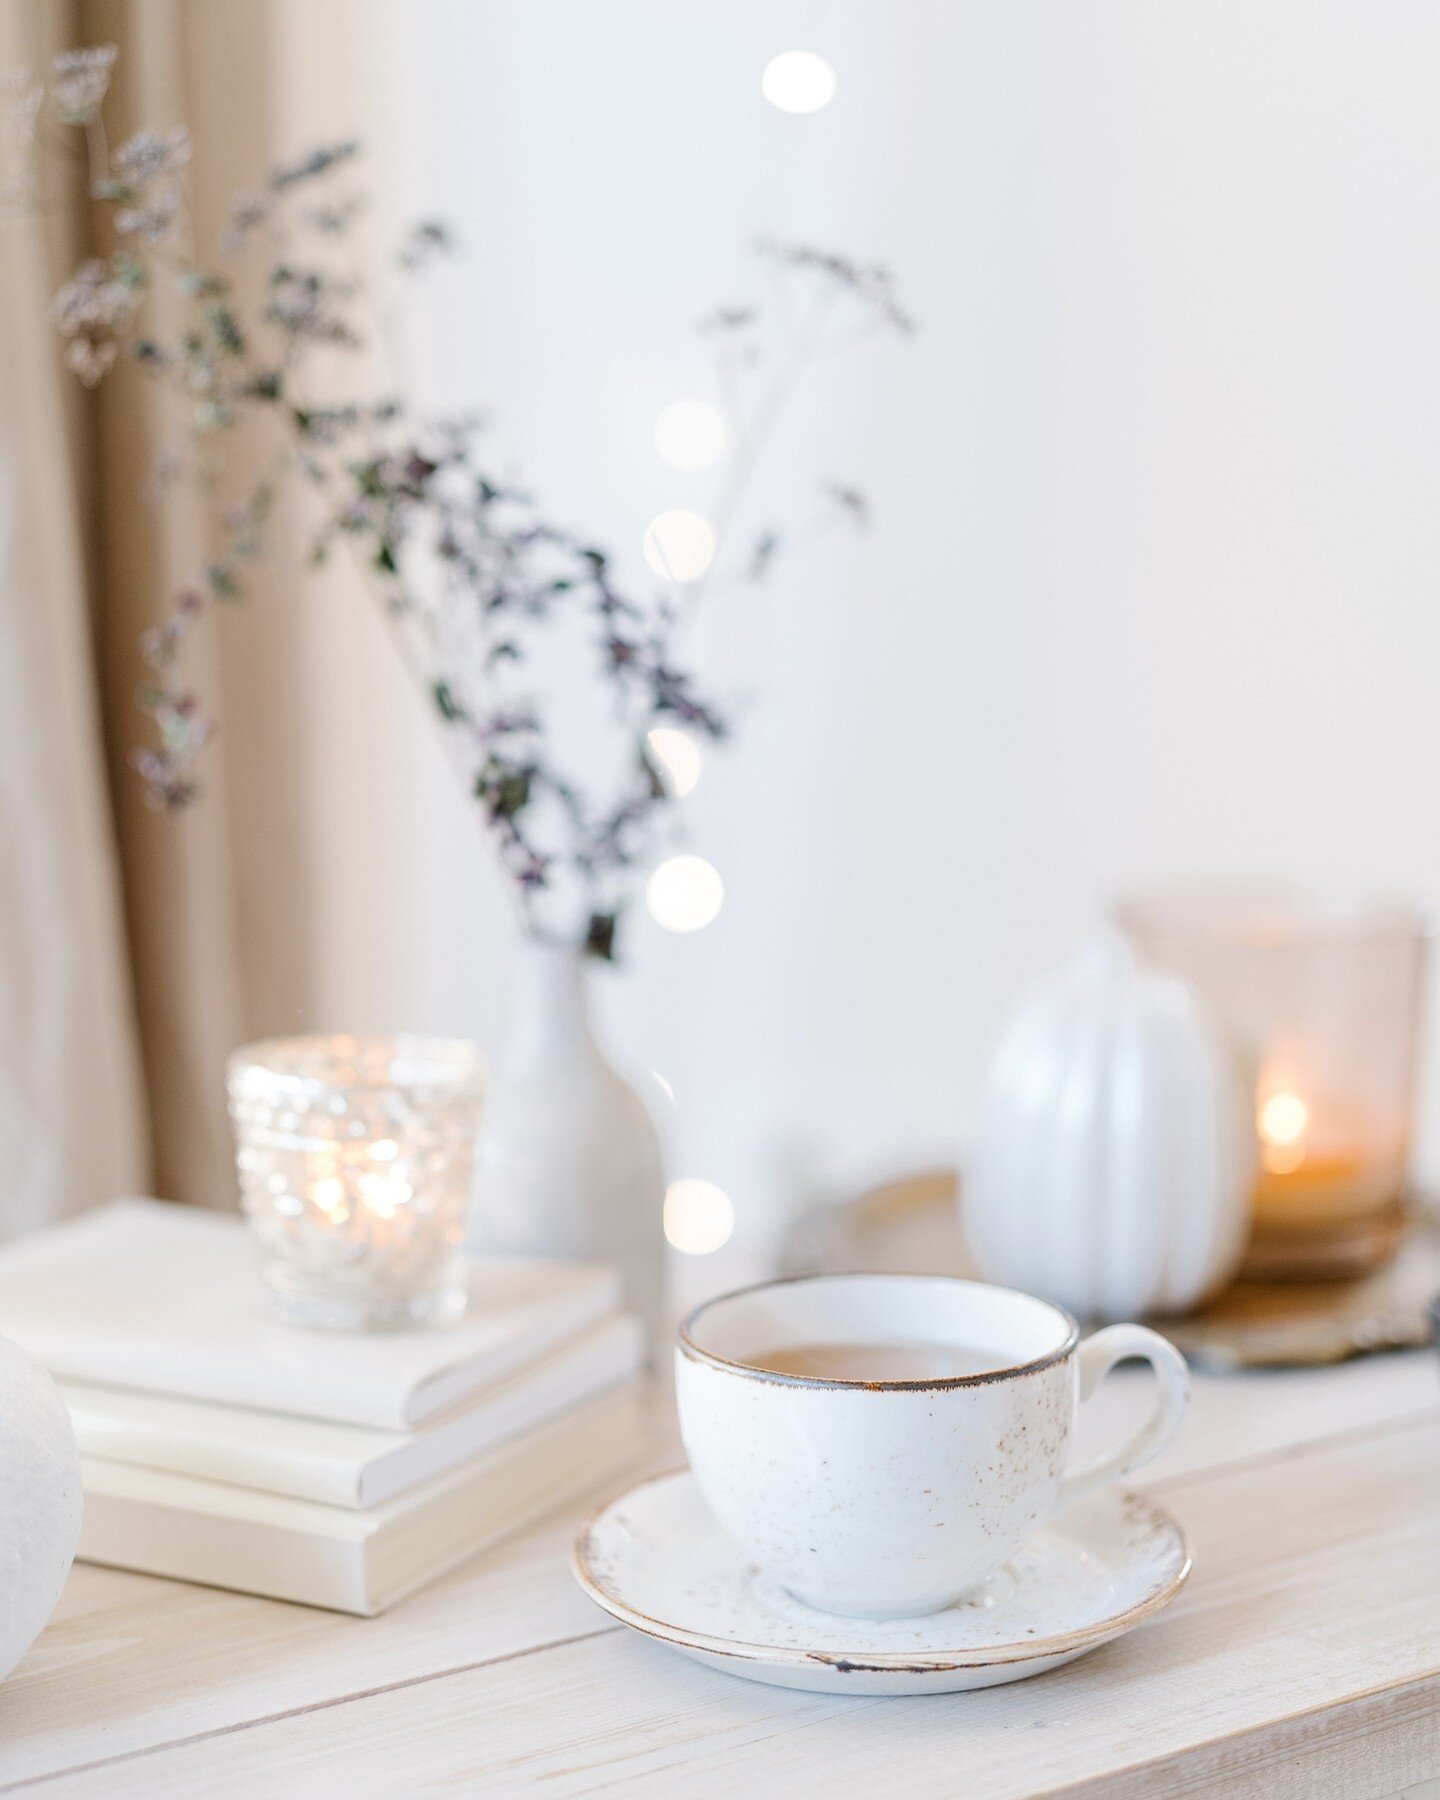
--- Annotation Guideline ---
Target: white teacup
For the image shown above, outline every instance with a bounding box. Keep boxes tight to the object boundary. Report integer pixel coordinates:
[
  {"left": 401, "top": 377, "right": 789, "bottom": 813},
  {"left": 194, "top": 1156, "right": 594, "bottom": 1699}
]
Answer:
[{"left": 675, "top": 1273, "right": 1189, "bottom": 1619}]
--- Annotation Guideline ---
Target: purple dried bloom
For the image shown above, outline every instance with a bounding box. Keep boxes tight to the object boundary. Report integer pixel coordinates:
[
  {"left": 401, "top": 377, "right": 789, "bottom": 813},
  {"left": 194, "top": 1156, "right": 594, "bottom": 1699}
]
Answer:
[
  {"left": 220, "top": 192, "right": 270, "bottom": 255},
  {"left": 54, "top": 258, "right": 140, "bottom": 335},
  {"left": 263, "top": 269, "right": 360, "bottom": 345},
  {"left": 115, "top": 185, "right": 180, "bottom": 242},
  {"left": 64, "top": 336, "right": 117, "bottom": 385},
  {"left": 50, "top": 45, "right": 116, "bottom": 124},
  {"left": 112, "top": 125, "right": 191, "bottom": 184}
]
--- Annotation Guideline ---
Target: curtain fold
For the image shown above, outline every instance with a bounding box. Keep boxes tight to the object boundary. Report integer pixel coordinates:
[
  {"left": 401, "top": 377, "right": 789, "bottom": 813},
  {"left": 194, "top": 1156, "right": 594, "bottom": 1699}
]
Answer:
[
  {"left": 0, "top": 0, "right": 147, "bottom": 1234},
  {"left": 79, "top": 0, "right": 252, "bottom": 1210}
]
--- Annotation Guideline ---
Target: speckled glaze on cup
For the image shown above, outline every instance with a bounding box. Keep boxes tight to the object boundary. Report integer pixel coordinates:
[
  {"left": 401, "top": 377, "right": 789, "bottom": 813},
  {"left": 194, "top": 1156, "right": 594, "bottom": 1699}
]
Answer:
[{"left": 676, "top": 1273, "right": 1189, "bottom": 1619}]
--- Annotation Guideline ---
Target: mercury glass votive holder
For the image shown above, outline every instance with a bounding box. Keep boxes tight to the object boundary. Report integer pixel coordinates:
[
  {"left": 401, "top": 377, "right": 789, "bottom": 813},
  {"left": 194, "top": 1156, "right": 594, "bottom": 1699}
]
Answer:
[
  {"left": 227, "top": 1034, "right": 485, "bottom": 1330},
  {"left": 1118, "top": 889, "right": 1429, "bottom": 1279}
]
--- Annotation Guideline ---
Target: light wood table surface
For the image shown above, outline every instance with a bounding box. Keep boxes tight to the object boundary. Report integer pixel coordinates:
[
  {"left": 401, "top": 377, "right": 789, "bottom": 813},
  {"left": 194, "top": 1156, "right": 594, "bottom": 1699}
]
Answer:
[{"left": 1, "top": 1352, "right": 1438, "bottom": 1798}]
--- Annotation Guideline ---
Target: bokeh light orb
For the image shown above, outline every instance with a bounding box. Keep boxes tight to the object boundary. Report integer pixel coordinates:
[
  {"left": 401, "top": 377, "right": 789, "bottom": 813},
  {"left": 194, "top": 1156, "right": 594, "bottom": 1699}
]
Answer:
[
  {"left": 761, "top": 50, "right": 837, "bottom": 115},
  {"left": 664, "top": 1179, "right": 735, "bottom": 1255},
  {"left": 646, "top": 854, "right": 724, "bottom": 932},
  {"left": 643, "top": 509, "right": 716, "bottom": 582},
  {"left": 653, "top": 399, "right": 727, "bottom": 472},
  {"left": 646, "top": 726, "right": 702, "bottom": 798}
]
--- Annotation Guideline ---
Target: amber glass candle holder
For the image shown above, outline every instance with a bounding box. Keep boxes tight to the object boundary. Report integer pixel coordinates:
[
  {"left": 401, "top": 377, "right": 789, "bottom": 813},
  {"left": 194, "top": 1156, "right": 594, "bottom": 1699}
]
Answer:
[
  {"left": 228, "top": 1034, "right": 485, "bottom": 1329},
  {"left": 1117, "top": 890, "right": 1429, "bottom": 1279}
]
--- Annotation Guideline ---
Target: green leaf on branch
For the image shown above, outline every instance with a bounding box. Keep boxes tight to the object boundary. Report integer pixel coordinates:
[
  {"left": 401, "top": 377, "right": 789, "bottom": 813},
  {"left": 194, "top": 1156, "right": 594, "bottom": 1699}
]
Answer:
[
  {"left": 207, "top": 306, "right": 244, "bottom": 356},
  {"left": 585, "top": 912, "right": 618, "bottom": 962},
  {"left": 474, "top": 759, "right": 531, "bottom": 819},
  {"left": 493, "top": 770, "right": 531, "bottom": 817}
]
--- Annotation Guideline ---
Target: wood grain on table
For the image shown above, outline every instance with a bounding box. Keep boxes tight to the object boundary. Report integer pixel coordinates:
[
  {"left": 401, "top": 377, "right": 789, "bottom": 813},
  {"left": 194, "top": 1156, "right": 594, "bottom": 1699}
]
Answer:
[{"left": 0, "top": 1355, "right": 1437, "bottom": 1798}]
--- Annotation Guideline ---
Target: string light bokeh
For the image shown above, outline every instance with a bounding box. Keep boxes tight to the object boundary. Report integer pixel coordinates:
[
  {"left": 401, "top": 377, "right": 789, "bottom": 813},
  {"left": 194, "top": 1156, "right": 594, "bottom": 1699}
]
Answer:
[
  {"left": 646, "top": 726, "right": 702, "bottom": 798},
  {"left": 760, "top": 50, "right": 836, "bottom": 114},
  {"left": 664, "top": 1178, "right": 736, "bottom": 1254},
  {"left": 653, "top": 398, "right": 728, "bottom": 472},
  {"left": 642, "top": 508, "right": 717, "bottom": 582},
  {"left": 646, "top": 854, "right": 724, "bottom": 933},
  {"left": 646, "top": 46, "right": 835, "bottom": 1259}
]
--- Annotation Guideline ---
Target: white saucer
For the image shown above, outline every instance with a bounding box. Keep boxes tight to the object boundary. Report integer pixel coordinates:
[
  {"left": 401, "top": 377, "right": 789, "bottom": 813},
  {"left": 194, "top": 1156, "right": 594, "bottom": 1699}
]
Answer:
[{"left": 572, "top": 1470, "right": 1190, "bottom": 1696}]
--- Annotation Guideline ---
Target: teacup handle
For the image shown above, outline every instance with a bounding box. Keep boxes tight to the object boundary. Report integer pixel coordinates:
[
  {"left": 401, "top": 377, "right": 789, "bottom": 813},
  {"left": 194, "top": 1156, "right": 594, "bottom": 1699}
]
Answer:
[{"left": 1057, "top": 1323, "right": 1190, "bottom": 1510}]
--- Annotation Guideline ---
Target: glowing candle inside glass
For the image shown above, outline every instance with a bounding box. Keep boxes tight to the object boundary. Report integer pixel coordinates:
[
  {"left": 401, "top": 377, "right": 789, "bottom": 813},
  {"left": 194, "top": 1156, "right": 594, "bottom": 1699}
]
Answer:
[
  {"left": 228, "top": 1034, "right": 485, "bottom": 1330},
  {"left": 1252, "top": 1061, "right": 1410, "bottom": 1236},
  {"left": 1258, "top": 1089, "right": 1311, "bottom": 1176},
  {"left": 1117, "top": 891, "right": 1428, "bottom": 1278}
]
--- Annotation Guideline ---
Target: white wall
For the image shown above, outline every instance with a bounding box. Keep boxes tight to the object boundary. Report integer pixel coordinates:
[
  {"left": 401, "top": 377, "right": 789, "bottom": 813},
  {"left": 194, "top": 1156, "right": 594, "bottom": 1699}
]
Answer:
[{"left": 285, "top": 0, "right": 1440, "bottom": 1286}]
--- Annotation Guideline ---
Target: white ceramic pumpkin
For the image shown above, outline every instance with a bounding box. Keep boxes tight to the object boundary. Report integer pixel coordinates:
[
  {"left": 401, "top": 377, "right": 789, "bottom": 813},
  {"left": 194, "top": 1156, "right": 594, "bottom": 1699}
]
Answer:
[
  {"left": 0, "top": 1335, "right": 82, "bottom": 1683},
  {"left": 966, "top": 933, "right": 1254, "bottom": 1320}
]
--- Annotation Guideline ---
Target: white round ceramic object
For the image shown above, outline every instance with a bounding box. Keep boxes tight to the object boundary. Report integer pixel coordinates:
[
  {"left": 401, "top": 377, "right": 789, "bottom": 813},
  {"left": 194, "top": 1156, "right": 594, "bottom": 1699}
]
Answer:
[
  {"left": 967, "top": 932, "right": 1254, "bottom": 1320},
  {"left": 572, "top": 1469, "right": 1191, "bottom": 1697},
  {"left": 0, "top": 1335, "right": 83, "bottom": 1683}
]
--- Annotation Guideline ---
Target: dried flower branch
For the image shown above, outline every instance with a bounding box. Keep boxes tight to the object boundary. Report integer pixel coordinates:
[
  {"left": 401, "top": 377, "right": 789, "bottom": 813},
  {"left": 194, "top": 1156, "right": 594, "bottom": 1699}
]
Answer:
[{"left": 30, "top": 44, "right": 912, "bottom": 955}]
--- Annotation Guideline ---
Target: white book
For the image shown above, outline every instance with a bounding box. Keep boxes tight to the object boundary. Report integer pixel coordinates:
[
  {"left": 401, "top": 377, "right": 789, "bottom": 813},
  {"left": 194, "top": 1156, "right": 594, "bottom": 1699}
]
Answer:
[
  {"left": 0, "top": 1199, "right": 620, "bottom": 1428},
  {"left": 77, "top": 1384, "right": 646, "bottom": 1615},
  {"left": 60, "top": 1312, "right": 644, "bottom": 1507}
]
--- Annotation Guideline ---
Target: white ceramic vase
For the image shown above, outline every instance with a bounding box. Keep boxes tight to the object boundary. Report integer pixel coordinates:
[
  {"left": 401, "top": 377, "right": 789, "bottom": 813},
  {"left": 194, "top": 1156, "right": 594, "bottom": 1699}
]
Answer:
[
  {"left": 467, "top": 939, "right": 666, "bottom": 1346},
  {"left": 0, "top": 1334, "right": 83, "bottom": 1683},
  {"left": 966, "top": 933, "right": 1254, "bottom": 1320}
]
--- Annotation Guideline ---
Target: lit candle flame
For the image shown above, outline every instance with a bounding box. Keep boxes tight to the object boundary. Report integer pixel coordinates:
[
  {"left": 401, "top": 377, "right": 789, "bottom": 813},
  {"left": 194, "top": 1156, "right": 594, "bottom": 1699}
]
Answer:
[
  {"left": 1258, "top": 1090, "right": 1310, "bottom": 1175},
  {"left": 309, "top": 1174, "right": 348, "bottom": 1221}
]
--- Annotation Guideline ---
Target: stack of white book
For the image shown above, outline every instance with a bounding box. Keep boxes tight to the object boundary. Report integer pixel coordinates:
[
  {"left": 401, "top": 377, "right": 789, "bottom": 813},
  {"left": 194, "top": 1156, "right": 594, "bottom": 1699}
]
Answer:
[{"left": 0, "top": 1200, "right": 646, "bottom": 1614}]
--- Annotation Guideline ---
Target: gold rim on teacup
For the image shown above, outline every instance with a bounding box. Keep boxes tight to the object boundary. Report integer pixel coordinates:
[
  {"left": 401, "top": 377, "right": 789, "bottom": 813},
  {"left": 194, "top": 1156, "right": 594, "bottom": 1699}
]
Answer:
[{"left": 677, "top": 1271, "right": 1082, "bottom": 1392}]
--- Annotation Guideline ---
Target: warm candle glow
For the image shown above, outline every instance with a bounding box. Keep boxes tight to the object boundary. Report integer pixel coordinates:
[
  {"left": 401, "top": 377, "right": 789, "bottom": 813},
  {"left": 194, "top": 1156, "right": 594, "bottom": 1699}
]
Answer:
[
  {"left": 229, "top": 1033, "right": 484, "bottom": 1329},
  {"left": 1258, "top": 1090, "right": 1310, "bottom": 1174},
  {"left": 1251, "top": 1070, "right": 1402, "bottom": 1234},
  {"left": 1119, "top": 890, "right": 1425, "bottom": 1278},
  {"left": 310, "top": 1175, "right": 347, "bottom": 1219}
]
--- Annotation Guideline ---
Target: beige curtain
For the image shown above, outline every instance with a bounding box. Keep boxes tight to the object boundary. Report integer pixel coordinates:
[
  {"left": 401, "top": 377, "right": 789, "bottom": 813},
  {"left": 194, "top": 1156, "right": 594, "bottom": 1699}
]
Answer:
[
  {"left": 0, "top": 0, "right": 147, "bottom": 1233},
  {"left": 1, "top": 0, "right": 384, "bottom": 1220},
  {"left": 83, "top": 0, "right": 267, "bottom": 1212}
]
